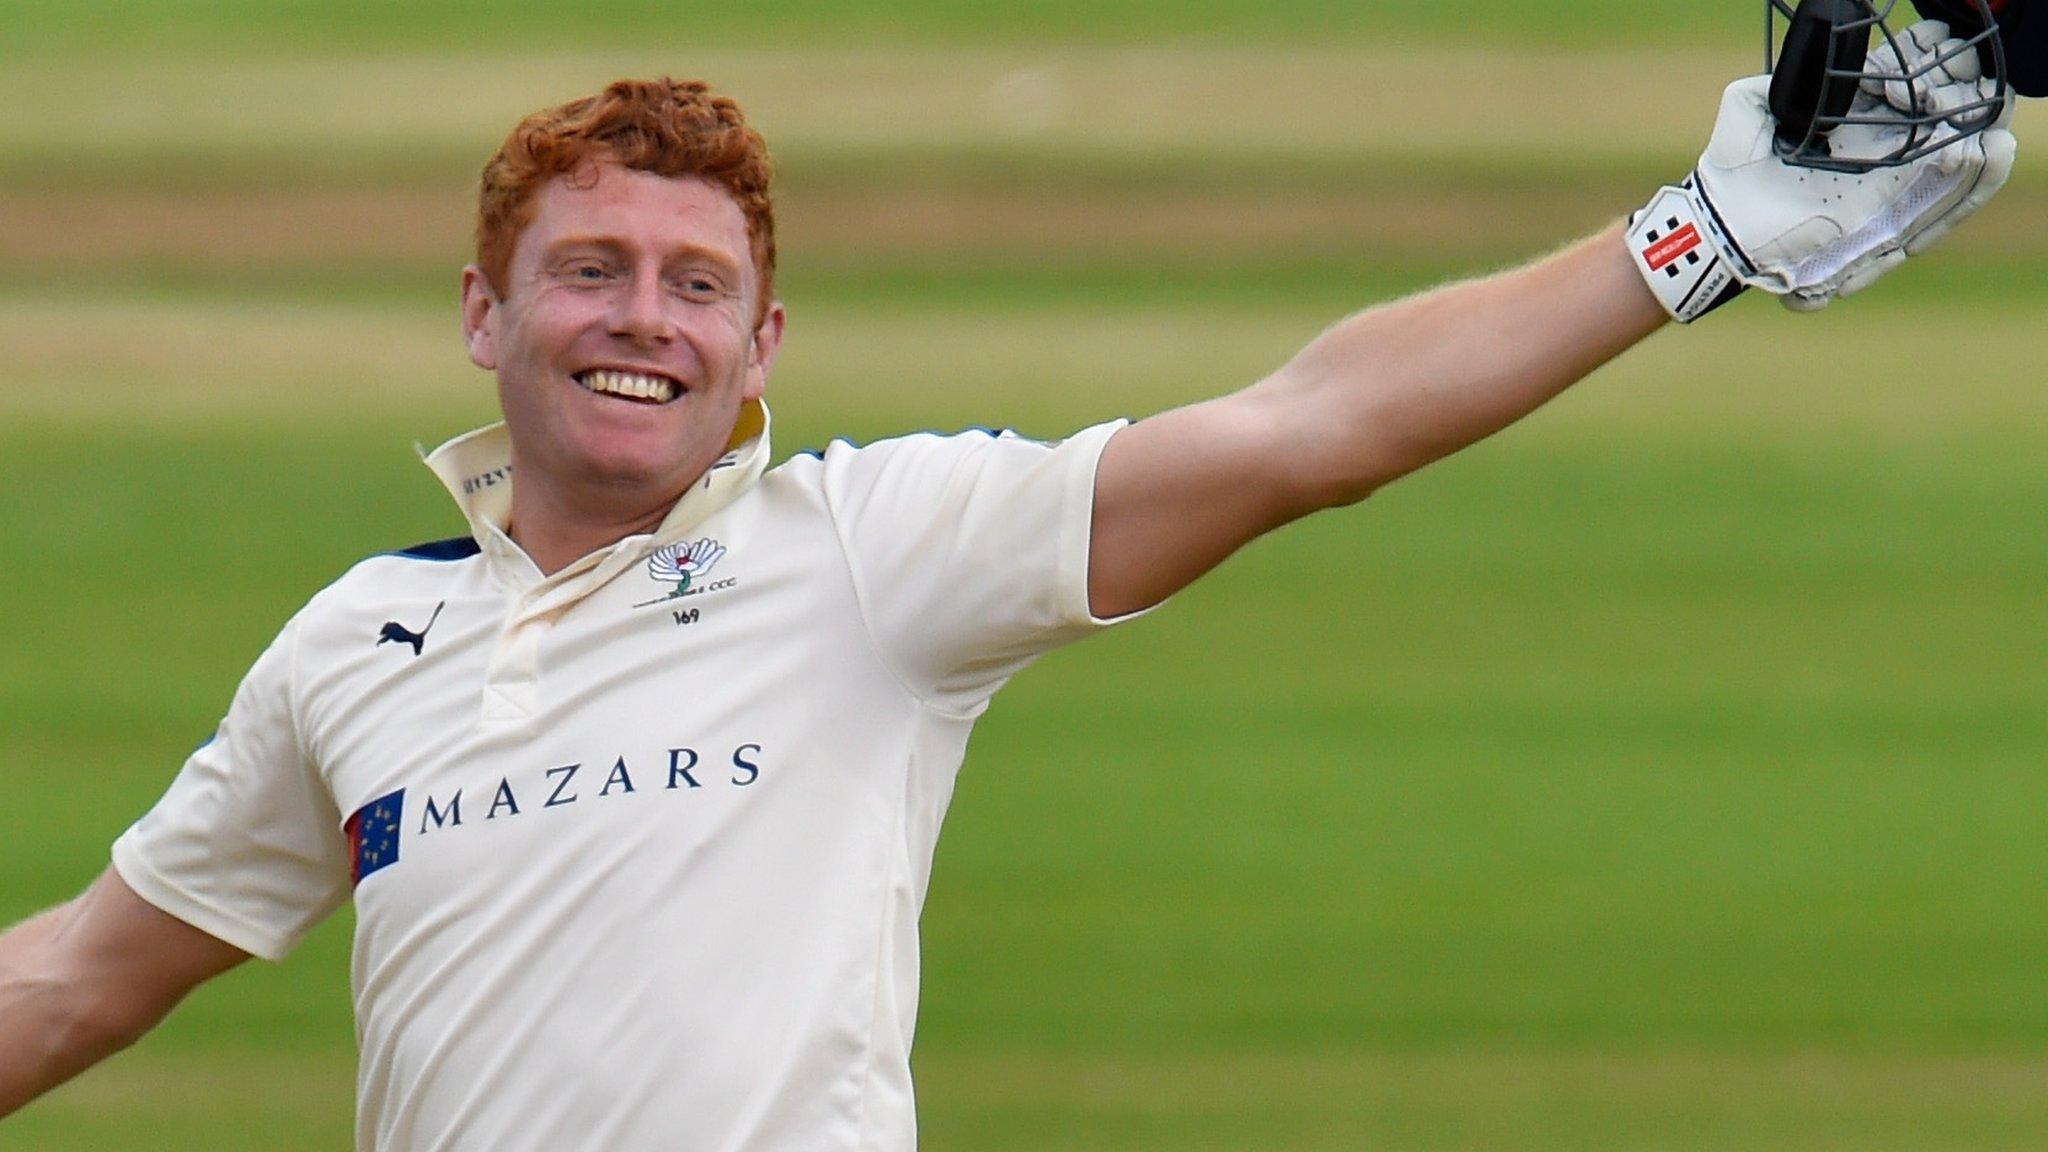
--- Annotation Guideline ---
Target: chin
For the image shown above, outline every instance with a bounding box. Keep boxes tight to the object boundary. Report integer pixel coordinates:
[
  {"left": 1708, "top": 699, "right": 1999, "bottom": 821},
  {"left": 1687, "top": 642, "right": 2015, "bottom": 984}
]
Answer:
[
  {"left": 579, "top": 451, "right": 691, "bottom": 492},
  {"left": 529, "top": 408, "right": 732, "bottom": 501},
  {"left": 585, "top": 432, "right": 729, "bottom": 493}
]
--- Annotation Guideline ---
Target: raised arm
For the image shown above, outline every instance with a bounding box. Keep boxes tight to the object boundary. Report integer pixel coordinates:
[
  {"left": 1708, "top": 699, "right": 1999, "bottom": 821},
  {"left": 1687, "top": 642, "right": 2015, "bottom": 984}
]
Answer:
[
  {"left": 1089, "top": 32, "right": 2015, "bottom": 619},
  {"left": 0, "top": 867, "right": 250, "bottom": 1117},
  {"left": 1090, "top": 225, "right": 1658, "bottom": 618}
]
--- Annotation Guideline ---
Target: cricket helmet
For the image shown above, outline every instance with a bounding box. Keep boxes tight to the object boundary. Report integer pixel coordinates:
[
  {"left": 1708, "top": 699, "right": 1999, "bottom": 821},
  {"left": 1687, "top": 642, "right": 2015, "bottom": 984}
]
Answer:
[{"left": 1765, "top": 0, "right": 2024, "bottom": 172}]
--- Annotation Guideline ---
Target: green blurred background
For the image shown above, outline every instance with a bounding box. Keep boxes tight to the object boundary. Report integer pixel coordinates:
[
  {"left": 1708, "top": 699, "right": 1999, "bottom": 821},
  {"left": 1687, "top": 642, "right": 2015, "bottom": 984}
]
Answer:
[{"left": 3, "top": 2, "right": 2046, "bottom": 1149}]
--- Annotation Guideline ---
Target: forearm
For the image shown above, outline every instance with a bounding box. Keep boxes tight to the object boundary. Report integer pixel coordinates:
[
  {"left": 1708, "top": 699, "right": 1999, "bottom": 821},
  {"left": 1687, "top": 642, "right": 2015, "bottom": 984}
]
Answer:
[
  {"left": 1263, "top": 222, "right": 1666, "bottom": 507},
  {"left": 0, "top": 903, "right": 138, "bottom": 1118}
]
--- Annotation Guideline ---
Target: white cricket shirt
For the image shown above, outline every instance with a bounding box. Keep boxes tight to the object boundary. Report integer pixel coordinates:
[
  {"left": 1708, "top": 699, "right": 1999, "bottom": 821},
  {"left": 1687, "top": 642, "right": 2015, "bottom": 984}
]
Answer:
[{"left": 112, "top": 401, "right": 1136, "bottom": 1152}]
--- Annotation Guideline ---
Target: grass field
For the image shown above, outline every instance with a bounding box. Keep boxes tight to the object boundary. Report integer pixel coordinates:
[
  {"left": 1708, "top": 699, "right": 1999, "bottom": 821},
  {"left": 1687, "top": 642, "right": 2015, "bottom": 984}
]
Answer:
[
  {"left": 3, "top": 3, "right": 2046, "bottom": 1149},
  {"left": 0, "top": 0, "right": 1796, "bottom": 56}
]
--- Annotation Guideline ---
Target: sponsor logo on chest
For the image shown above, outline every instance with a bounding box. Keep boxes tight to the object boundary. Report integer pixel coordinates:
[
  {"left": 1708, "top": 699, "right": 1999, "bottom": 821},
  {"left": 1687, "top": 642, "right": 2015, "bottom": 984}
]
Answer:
[{"left": 344, "top": 743, "right": 765, "bottom": 888}]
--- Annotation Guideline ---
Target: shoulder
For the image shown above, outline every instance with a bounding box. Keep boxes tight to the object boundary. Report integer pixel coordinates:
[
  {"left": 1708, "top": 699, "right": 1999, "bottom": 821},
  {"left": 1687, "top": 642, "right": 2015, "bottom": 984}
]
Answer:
[
  {"left": 297, "top": 534, "right": 482, "bottom": 623},
  {"left": 764, "top": 429, "right": 1057, "bottom": 524},
  {"left": 380, "top": 536, "right": 483, "bottom": 563},
  {"left": 331, "top": 534, "right": 482, "bottom": 588},
  {"left": 770, "top": 426, "right": 1084, "bottom": 490},
  {"left": 799, "top": 426, "right": 1018, "bottom": 460},
  {"left": 760, "top": 422, "right": 1127, "bottom": 549}
]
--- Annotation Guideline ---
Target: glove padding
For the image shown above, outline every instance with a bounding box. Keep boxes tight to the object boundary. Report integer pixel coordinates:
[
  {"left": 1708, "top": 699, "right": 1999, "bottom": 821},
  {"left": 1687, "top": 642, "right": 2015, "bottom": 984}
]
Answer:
[{"left": 1630, "top": 19, "right": 2016, "bottom": 321}]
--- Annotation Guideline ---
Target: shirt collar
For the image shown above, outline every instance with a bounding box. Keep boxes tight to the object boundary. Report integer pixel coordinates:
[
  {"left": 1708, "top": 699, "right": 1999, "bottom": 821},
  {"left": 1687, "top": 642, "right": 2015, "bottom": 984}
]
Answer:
[{"left": 421, "top": 398, "right": 771, "bottom": 571}]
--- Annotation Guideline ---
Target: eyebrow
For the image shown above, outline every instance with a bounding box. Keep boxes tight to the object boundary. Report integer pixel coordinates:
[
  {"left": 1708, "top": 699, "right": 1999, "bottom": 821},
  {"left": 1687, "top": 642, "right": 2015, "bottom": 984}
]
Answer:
[{"left": 542, "top": 235, "right": 744, "bottom": 279}]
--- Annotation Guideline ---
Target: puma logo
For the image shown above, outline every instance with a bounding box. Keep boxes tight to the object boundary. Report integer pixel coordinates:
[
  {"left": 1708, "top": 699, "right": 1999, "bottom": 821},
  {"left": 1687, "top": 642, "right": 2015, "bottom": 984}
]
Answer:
[{"left": 377, "top": 601, "right": 445, "bottom": 657}]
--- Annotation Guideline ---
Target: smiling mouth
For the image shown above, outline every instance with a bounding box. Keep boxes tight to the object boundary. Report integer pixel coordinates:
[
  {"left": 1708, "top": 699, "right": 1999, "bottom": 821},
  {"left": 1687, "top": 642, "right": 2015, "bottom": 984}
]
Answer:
[{"left": 574, "top": 369, "right": 681, "bottom": 405}]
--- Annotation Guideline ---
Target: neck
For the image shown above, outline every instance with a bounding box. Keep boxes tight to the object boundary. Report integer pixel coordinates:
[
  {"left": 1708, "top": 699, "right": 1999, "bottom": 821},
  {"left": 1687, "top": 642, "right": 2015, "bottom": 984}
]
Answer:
[{"left": 505, "top": 476, "right": 684, "bottom": 577}]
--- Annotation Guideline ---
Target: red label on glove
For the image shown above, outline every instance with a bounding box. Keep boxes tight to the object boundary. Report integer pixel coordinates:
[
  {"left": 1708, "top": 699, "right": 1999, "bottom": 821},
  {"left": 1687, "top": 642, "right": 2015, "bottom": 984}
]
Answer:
[{"left": 1643, "top": 224, "right": 1702, "bottom": 272}]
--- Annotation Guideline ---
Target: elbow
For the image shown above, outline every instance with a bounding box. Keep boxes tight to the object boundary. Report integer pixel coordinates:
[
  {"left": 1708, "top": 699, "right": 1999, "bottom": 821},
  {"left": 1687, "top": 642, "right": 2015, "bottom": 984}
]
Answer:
[
  {"left": 65, "top": 983, "right": 161, "bottom": 1055},
  {"left": 13, "top": 968, "right": 159, "bottom": 1073},
  {"left": 1284, "top": 408, "right": 1432, "bottom": 513},
  {"left": 0, "top": 912, "right": 185, "bottom": 1113},
  {"left": 58, "top": 939, "right": 192, "bottom": 1057},
  {"left": 1287, "top": 463, "right": 1383, "bottom": 515},
  {"left": 1260, "top": 376, "right": 1444, "bottom": 514},
  {"left": 0, "top": 972, "right": 153, "bottom": 1117}
]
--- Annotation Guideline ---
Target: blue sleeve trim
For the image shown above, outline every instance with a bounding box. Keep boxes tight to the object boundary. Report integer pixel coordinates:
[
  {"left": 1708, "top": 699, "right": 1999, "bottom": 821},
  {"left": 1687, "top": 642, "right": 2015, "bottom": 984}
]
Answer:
[{"left": 389, "top": 536, "right": 482, "bottom": 561}]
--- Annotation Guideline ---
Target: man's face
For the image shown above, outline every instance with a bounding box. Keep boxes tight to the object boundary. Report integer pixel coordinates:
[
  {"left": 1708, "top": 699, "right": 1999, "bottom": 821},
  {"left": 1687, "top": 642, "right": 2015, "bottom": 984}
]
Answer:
[{"left": 460, "top": 162, "right": 783, "bottom": 511}]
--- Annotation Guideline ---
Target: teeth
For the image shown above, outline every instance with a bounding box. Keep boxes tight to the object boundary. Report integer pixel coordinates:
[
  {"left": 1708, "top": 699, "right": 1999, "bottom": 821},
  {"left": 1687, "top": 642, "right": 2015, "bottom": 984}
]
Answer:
[{"left": 579, "top": 370, "right": 678, "bottom": 404}]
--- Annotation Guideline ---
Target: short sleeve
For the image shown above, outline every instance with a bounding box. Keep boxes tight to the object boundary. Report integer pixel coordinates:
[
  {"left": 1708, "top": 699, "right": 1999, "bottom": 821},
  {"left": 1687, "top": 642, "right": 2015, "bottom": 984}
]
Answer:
[
  {"left": 817, "top": 420, "right": 1148, "bottom": 712},
  {"left": 111, "top": 614, "right": 349, "bottom": 962}
]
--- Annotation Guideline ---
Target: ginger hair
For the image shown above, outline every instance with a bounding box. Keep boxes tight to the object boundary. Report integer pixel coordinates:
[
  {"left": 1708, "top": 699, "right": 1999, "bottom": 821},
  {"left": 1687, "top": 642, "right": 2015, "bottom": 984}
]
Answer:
[{"left": 476, "top": 77, "right": 776, "bottom": 316}]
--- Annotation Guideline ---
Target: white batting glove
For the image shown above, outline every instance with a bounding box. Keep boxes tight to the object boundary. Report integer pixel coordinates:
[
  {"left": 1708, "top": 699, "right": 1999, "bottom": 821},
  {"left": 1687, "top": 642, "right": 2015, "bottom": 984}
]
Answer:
[{"left": 1627, "top": 19, "right": 2016, "bottom": 322}]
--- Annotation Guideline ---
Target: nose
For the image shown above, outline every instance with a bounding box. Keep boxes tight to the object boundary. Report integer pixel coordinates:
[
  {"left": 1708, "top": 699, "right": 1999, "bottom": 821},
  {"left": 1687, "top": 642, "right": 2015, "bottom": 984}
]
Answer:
[{"left": 607, "top": 270, "right": 675, "bottom": 345}]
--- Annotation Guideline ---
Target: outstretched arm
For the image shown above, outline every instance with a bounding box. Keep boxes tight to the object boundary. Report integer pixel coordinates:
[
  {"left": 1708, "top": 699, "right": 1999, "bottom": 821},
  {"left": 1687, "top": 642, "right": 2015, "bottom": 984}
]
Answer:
[
  {"left": 0, "top": 867, "right": 249, "bottom": 1117},
  {"left": 1089, "top": 224, "right": 1662, "bottom": 618},
  {"left": 1089, "top": 29, "right": 2015, "bottom": 620}
]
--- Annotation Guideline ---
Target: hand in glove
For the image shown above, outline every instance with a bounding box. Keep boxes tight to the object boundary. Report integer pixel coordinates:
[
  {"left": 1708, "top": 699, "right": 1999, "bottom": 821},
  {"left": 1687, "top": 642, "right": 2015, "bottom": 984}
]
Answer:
[{"left": 1627, "top": 20, "right": 2016, "bottom": 322}]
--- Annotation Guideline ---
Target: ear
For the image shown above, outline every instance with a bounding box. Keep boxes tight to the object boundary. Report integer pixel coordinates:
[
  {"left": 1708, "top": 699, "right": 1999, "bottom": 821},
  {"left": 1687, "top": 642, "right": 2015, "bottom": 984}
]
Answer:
[
  {"left": 742, "top": 300, "right": 787, "bottom": 403},
  {"left": 459, "top": 266, "right": 501, "bottom": 371}
]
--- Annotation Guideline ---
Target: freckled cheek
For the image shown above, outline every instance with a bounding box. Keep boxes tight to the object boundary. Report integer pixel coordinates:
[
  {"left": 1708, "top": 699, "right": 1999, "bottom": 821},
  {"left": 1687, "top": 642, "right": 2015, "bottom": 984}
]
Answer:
[
  {"left": 679, "top": 309, "right": 755, "bottom": 376},
  {"left": 513, "top": 295, "right": 607, "bottom": 356}
]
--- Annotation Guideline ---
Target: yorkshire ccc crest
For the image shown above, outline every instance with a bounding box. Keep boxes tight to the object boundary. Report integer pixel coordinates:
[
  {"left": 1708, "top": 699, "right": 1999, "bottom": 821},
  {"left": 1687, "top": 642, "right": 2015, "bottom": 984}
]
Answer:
[{"left": 635, "top": 538, "right": 727, "bottom": 608}]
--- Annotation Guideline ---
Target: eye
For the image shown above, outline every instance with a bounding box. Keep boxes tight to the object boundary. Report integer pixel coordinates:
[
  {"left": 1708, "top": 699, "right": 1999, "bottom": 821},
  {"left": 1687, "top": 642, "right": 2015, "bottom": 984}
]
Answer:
[
  {"left": 556, "top": 260, "right": 615, "bottom": 285},
  {"left": 670, "top": 272, "right": 729, "bottom": 303}
]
